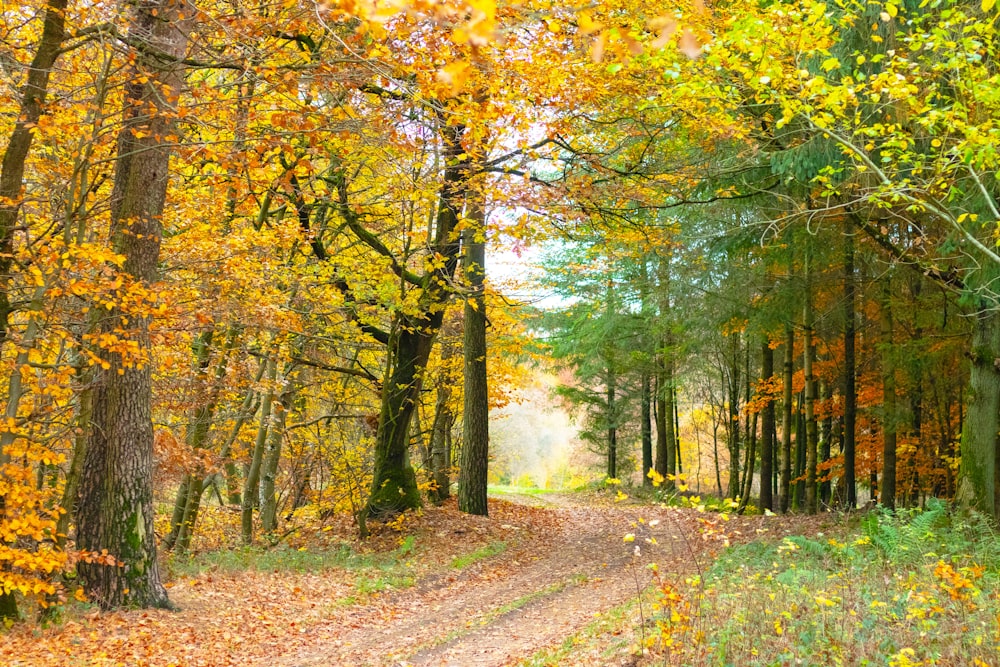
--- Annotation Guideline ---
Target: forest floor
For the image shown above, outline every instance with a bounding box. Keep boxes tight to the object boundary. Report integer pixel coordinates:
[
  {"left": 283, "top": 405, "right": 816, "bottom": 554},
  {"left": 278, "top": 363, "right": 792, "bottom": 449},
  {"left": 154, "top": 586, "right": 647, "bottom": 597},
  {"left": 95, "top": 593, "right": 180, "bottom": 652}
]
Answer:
[{"left": 2, "top": 490, "right": 837, "bottom": 667}]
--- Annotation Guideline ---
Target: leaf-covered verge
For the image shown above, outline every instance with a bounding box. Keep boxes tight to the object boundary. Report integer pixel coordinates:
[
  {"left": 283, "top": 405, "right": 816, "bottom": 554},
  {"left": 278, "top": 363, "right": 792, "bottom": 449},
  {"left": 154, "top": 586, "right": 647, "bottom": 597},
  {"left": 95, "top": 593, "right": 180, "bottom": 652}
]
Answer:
[
  {"left": 524, "top": 501, "right": 1000, "bottom": 666},
  {"left": 0, "top": 498, "right": 542, "bottom": 666}
]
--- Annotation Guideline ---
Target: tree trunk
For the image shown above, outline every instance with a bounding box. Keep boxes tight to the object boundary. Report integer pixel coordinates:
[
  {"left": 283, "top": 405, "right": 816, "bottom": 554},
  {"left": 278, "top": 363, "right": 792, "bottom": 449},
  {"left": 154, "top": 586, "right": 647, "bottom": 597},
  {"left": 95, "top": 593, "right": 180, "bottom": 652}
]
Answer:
[
  {"left": 655, "top": 374, "right": 669, "bottom": 481},
  {"left": 242, "top": 354, "right": 276, "bottom": 544},
  {"left": 843, "top": 224, "right": 857, "bottom": 509},
  {"left": 0, "top": 0, "right": 68, "bottom": 346},
  {"left": 879, "top": 277, "right": 898, "bottom": 510},
  {"left": 957, "top": 307, "right": 1000, "bottom": 522},
  {"left": 674, "top": 386, "right": 683, "bottom": 475},
  {"left": 641, "top": 372, "right": 653, "bottom": 485},
  {"left": 363, "top": 123, "right": 467, "bottom": 528},
  {"left": 795, "top": 393, "right": 805, "bottom": 510},
  {"left": 759, "top": 341, "right": 775, "bottom": 511},
  {"left": 260, "top": 390, "right": 292, "bottom": 533},
  {"left": 606, "top": 370, "right": 618, "bottom": 479},
  {"left": 780, "top": 325, "right": 794, "bottom": 512},
  {"left": 430, "top": 345, "right": 456, "bottom": 502},
  {"left": 458, "top": 195, "right": 489, "bottom": 516},
  {"left": 76, "top": 0, "right": 190, "bottom": 610},
  {"left": 726, "top": 334, "right": 742, "bottom": 500},
  {"left": 820, "top": 380, "right": 833, "bottom": 506},
  {"left": 639, "top": 259, "right": 653, "bottom": 485},
  {"left": 738, "top": 412, "right": 757, "bottom": 512},
  {"left": 804, "top": 252, "right": 819, "bottom": 514},
  {"left": 655, "top": 253, "right": 673, "bottom": 489},
  {"left": 0, "top": 0, "right": 69, "bottom": 621}
]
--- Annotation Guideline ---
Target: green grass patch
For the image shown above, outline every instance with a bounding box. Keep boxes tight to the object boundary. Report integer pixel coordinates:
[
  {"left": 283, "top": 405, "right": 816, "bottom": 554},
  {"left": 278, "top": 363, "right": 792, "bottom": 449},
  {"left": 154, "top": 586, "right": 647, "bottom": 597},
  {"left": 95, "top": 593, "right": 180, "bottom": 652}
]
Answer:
[
  {"left": 450, "top": 541, "right": 507, "bottom": 569},
  {"left": 637, "top": 499, "right": 1000, "bottom": 666}
]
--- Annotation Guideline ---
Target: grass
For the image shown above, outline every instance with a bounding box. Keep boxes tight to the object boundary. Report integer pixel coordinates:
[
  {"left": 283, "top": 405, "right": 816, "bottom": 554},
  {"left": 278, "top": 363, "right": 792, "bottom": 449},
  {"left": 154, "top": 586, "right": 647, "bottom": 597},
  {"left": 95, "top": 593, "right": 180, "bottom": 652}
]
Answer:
[
  {"left": 450, "top": 541, "right": 507, "bottom": 569},
  {"left": 640, "top": 499, "right": 1000, "bottom": 665},
  {"left": 517, "top": 500, "right": 1000, "bottom": 666},
  {"left": 167, "top": 534, "right": 421, "bottom": 601}
]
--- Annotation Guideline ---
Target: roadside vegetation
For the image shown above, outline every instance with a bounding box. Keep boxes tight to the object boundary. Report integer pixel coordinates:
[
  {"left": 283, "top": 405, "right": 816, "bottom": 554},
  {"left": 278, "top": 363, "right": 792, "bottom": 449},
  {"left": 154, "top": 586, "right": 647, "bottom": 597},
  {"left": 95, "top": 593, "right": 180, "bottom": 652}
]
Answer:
[{"left": 523, "top": 498, "right": 1000, "bottom": 666}]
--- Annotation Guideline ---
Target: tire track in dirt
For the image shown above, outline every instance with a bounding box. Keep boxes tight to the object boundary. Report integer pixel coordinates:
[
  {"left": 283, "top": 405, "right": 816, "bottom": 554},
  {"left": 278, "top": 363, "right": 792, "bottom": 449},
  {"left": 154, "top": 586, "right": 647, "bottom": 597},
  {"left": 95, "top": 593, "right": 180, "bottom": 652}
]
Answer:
[{"left": 275, "top": 496, "right": 705, "bottom": 667}]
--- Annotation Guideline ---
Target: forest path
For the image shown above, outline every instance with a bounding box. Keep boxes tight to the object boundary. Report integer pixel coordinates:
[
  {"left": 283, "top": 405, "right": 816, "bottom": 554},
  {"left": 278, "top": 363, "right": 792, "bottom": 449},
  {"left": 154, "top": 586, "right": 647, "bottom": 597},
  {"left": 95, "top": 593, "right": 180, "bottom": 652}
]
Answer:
[{"left": 277, "top": 494, "right": 708, "bottom": 667}]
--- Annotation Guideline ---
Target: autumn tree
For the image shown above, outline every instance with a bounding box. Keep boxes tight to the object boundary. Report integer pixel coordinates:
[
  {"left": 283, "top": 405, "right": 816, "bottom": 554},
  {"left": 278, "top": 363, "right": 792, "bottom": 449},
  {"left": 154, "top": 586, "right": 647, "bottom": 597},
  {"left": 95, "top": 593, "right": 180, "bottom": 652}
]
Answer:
[{"left": 76, "top": 0, "right": 192, "bottom": 609}]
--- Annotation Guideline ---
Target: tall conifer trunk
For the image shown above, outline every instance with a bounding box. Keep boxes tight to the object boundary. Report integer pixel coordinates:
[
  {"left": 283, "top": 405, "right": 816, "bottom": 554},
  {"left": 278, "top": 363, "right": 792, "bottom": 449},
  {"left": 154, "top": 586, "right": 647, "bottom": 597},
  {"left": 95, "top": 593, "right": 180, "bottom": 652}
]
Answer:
[
  {"left": 780, "top": 326, "right": 794, "bottom": 512},
  {"left": 760, "top": 342, "right": 775, "bottom": 511},
  {"left": 843, "top": 225, "right": 857, "bottom": 508},
  {"left": 880, "top": 277, "right": 898, "bottom": 510},
  {"left": 804, "top": 250, "right": 818, "bottom": 514}
]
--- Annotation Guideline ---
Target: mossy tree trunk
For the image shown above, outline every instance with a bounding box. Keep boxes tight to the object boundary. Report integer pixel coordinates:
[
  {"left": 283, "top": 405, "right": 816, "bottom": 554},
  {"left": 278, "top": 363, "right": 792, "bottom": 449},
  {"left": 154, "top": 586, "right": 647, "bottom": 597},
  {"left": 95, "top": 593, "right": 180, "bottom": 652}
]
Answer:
[
  {"left": 363, "top": 122, "right": 467, "bottom": 525},
  {"left": 958, "top": 306, "right": 1000, "bottom": 523},
  {"left": 76, "top": 0, "right": 190, "bottom": 610}
]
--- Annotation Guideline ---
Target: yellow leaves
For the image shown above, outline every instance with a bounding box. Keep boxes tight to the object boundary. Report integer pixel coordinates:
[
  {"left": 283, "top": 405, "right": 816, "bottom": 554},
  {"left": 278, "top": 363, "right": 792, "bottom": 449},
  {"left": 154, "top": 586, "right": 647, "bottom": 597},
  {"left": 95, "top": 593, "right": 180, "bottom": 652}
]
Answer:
[
  {"left": 983, "top": 0, "right": 996, "bottom": 12},
  {"left": 821, "top": 57, "right": 840, "bottom": 72},
  {"left": 577, "top": 11, "right": 603, "bottom": 36},
  {"left": 437, "top": 61, "right": 472, "bottom": 97}
]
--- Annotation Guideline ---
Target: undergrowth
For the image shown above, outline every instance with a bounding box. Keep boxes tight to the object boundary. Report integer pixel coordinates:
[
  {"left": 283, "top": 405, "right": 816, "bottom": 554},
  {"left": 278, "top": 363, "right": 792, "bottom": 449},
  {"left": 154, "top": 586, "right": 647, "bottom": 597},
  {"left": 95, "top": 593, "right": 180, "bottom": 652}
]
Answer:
[{"left": 641, "top": 499, "right": 1000, "bottom": 666}]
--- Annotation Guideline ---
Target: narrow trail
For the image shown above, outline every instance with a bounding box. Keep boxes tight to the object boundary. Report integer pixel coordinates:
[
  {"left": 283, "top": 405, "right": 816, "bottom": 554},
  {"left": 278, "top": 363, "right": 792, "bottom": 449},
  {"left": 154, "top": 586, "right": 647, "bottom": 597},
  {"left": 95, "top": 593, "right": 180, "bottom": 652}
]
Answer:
[{"left": 276, "top": 494, "right": 707, "bottom": 667}]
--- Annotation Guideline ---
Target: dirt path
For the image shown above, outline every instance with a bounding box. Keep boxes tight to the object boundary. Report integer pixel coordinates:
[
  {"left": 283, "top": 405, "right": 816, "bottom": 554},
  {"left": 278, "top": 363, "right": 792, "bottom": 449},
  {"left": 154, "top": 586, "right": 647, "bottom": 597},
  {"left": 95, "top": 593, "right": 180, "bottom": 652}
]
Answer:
[{"left": 275, "top": 495, "right": 707, "bottom": 667}]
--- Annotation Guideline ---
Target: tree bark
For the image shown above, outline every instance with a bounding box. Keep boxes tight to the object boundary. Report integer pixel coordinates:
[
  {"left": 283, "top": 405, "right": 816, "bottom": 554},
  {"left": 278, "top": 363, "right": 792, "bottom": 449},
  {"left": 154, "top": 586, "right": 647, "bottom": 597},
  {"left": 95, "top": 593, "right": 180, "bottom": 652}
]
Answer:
[
  {"left": 654, "top": 254, "right": 674, "bottom": 489},
  {"left": 260, "top": 390, "right": 292, "bottom": 533},
  {"left": 606, "top": 366, "right": 618, "bottom": 479},
  {"left": 880, "top": 277, "right": 898, "bottom": 510},
  {"left": 726, "top": 334, "right": 742, "bottom": 500},
  {"left": 0, "top": 0, "right": 68, "bottom": 347},
  {"left": 820, "top": 379, "right": 833, "bottom": 506},
  {"left": 957, "top": 307, "right": 1000, "bottom": 523},
  {"left": 242, "top": 354, "right": 276, "bottom": 544},
  {"left": 0, "top": 0, "right": 69, "bottom": 621},
  {"left": 641, "top": 372, "right": 653, "bottom": 485},
  {"left": 76, "top": 0, "right": 190, "bottom": 610},
  {"left": 458, "top": 195, "right": 489, "bottom": 516},
  {"left": 780, "top": 325, "right": 794, "bottom": 512},
  {"left": 759, "top": 341, "right": 775, "bottom": 511},
  {"left": 804, "top": 252, "right": 819, "bottom": 514},
  {"left": 430, "top": 343, "right": 457, "bottom": 502},
  {"left": 843, "top": 224, "right": 857, "bottom": 508},
  {"left": 363, "top": 123, "right": 467, "bottom": 525}
]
